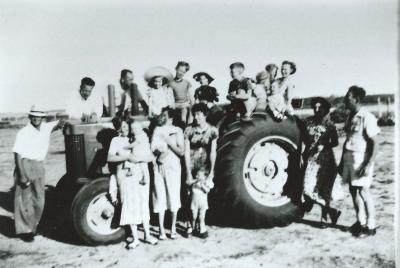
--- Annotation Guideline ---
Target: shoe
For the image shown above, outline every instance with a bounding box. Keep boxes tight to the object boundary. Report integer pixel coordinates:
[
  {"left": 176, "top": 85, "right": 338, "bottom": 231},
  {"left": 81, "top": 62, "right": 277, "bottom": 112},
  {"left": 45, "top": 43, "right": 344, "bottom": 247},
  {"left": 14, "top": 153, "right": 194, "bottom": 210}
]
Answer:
[
  {"left": 348, "top": 221, "right": 362, "bottom": 233},
  {"left": 185, "top": 227, "right": 193, "bottom": 238},
  {"left": 351, "top": 224, "right": 368, "bottom": 237},
  {"left": 170, "top": 232, "right": 178, "bottom": 240},
  {"left": 197, "top": 231, "right": 208, "bottom": 239},
  {"left": 144, "top": 236, "right": 158, "bottom": 245},
  {"left": 357, "top": 228, "right": 377, "bottom": 238},
  {"left": 19, "top": 233, "right": 35, "bottom": 242},
  {"left": 302, "top": 198, "right": 314, "bottom": 213},
  {"left": 125, "top": 240, "right": 140, "bottom": 250},
  {"left": 330, "top": 210, "right": 342, "bottom": 225},
  {"left": 158, "top": 233, "right": 167, "bottom": 240}
]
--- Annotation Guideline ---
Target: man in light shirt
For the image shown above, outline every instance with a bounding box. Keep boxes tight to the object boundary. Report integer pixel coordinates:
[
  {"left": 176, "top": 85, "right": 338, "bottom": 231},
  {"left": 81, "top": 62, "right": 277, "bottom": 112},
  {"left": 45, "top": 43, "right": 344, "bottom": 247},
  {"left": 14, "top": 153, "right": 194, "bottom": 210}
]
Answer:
[
  {"left": 115, "top": 69, "right": 148, "bottom": 117},
  {"left": 12, "top": 106, "right": 64, "bottom": 242},
  {"left": 66, "top": 77, "right": 103, "bottom": 122},
  {"left": 339, "top": 85, "right": 380, "bottom": 238}
]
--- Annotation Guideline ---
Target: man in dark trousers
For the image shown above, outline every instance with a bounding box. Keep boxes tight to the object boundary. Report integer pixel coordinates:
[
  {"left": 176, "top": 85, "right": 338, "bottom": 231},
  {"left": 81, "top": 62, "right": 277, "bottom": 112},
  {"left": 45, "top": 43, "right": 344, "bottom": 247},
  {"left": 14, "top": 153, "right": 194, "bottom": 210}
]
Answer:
[{"left": 12, "top": 106, "right": 64, "bottom": 241}]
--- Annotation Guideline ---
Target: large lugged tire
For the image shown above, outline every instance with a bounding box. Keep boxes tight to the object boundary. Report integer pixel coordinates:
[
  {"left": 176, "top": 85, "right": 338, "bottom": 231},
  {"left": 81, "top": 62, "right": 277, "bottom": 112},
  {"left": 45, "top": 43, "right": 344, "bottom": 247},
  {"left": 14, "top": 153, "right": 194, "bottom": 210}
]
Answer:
[
  {"left": 71, "top": 177, "right": 125, "bottom": 245},
  {"left": 213, "top": 113, "right": 303, "bottom": 227}
]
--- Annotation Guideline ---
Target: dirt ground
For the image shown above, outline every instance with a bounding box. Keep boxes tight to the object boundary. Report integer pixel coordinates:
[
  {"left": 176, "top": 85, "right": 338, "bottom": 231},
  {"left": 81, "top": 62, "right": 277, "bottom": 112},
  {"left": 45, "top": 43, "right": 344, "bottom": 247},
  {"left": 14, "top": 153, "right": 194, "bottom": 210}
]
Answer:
[{"left": 0, "top": 126, "right": 395, "bottom": 268}]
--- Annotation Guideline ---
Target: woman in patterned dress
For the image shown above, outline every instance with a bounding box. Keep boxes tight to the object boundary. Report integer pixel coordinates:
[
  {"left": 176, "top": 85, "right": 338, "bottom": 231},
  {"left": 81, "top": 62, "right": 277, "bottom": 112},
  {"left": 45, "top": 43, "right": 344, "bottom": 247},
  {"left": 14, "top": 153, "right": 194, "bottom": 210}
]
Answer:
[
  {"left": 301, "top": 97, "right": 341, "bottom": 228},
  {"left": 184, "top": 103, "right": 218, "bottom": 238}
]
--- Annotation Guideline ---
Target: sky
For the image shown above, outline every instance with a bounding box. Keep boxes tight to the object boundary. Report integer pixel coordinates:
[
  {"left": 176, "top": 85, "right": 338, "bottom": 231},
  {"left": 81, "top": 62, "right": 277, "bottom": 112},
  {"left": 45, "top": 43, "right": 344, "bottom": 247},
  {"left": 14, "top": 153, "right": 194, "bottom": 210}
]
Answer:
[{"left": 0, "top": 0, "right": 398, "bottom": 113}]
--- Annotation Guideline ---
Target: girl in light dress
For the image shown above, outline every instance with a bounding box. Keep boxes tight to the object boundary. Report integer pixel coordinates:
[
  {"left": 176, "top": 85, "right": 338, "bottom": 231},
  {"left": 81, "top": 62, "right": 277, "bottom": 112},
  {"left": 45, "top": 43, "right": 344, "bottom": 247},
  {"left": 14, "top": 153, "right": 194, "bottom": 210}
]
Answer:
[
  {"left": 107, "top": 120, "right": 158, "bottom": 249},
  {"left": 146, "top": 76, "right": 175, "bottom": 118}
]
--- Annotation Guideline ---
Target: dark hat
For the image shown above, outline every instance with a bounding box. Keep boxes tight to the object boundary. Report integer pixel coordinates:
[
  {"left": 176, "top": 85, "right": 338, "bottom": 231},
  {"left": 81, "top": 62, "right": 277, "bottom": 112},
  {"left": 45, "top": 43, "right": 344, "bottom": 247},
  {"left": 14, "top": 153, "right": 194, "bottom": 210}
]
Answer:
[
  {"left": 229, "top": 62, "right": 245, "bottom": 70},
  {"left": 193, "top": 72, "right": 214, "bottom": 83},
  {"left": 310, "top": 97, "right": 331, "bottom": 114}
]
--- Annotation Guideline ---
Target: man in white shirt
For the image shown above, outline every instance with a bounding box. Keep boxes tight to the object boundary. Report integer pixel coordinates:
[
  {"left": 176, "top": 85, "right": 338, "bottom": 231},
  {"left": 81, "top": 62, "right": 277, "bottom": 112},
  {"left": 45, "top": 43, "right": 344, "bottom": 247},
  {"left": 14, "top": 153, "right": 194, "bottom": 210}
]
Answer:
[
  {"left": 66, "top": 77, "right": 103, "bottom": 122},
  {"left": 339, "top": 86, "right": 380, "bottom": 238},
  {"left": 12, "top": 106, "right": 64, "bottom": 241}
]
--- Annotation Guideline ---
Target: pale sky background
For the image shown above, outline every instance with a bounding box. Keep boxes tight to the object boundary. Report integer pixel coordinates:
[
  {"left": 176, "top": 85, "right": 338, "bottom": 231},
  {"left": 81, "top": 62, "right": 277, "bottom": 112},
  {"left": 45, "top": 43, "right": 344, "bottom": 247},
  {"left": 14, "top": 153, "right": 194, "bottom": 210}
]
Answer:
[{"left": 0, "top": 0, "right": 398, "bottom": 113}]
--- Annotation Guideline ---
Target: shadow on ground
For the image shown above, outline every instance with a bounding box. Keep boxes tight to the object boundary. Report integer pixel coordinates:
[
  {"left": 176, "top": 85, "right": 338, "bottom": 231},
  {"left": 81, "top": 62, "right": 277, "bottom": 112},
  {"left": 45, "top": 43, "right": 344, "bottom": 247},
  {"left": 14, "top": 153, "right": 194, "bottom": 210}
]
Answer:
[{"left": 0, "top": 186, "right": 83, "bottom": 245}]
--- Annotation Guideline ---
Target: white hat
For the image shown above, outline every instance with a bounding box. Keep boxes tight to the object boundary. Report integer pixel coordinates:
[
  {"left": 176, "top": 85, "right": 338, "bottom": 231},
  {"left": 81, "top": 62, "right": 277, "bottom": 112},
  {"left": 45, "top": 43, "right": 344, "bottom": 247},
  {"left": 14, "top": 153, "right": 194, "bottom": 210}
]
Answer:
[
  {"left": 144, "top": 66, "right": 173, "bottom": 82},
  {"left": 28, "top": 105, "right": 47, "bottom": 117}
]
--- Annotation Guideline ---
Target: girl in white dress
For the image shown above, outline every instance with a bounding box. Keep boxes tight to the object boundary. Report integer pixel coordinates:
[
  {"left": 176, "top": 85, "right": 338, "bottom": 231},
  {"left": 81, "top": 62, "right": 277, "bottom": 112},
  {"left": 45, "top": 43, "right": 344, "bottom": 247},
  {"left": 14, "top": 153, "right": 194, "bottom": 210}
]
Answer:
[
  {"left": 146, "top": 76, "right": 175, "bottom": 118},
  {"left": 151, "top": 107, "right": 184, "bottom": 240},
  {"left": 107, "top": 120, "right": 158, "bottom": 249}
]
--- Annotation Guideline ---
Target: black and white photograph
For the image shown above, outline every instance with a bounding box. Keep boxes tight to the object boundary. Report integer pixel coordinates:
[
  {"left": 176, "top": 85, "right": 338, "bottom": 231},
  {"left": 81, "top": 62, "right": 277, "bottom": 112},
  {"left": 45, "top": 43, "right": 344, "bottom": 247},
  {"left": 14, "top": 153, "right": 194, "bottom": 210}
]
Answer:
[{"left": 0, "top": 0, "right": 398, "bottom": 267}]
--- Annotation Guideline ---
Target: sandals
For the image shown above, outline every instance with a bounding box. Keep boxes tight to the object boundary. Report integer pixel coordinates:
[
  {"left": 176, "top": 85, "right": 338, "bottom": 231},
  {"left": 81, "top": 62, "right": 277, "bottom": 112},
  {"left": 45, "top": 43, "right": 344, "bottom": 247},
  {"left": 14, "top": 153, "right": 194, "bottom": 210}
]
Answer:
[
  {"left": 144, "top": 236, "right": 158, "bottom": 245},
  {"left": 159, "top": 233, "right": 167, "bottom": 240},
  {"left": 170, "top": 231, "right": 178, "bottom": 240},
  {"left": 125, "top": 239, "right": 140, "bottom": 250},
  {"left": 185, "top": 227, "right": 193, "bottom": 238}
]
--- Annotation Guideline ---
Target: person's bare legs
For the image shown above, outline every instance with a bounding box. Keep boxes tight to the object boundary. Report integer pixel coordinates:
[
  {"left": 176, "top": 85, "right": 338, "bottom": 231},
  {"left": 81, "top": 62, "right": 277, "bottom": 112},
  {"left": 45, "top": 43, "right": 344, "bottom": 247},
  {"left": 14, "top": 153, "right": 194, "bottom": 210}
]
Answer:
[
  {"left": 143, "top": 221, "right": 158, "bottom": 244},
  {"left": 181, "top": 107, "right": 188, "bottom": 124},
  {"left": 359, "top": 187, "right": 376, "bottom": 229},
  {"left": 126, "top": 224, "right": 139, "bottom": 249},
  {"left": 158, "top": 211, "right": 166, "bottom": 239},
  {"left": 186, "top": 107, "right": 193, "bottom": 125},
  {"left": 191, "top": 209, "right": 197, "bottom": 232},
  {"left": 171, "top": 211, "right": 178, "bottom": 236},
  {"left": 199, "top": 210, "right": 207, "bottom": 233},
  {"left": 349, "top": 186, "right": 367, "bottom": 226}
]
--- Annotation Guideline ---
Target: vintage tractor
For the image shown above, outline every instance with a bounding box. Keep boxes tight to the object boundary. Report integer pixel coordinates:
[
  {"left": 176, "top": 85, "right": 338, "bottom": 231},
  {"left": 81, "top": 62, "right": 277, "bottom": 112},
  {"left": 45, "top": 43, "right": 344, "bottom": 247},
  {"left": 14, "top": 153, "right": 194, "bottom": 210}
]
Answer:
[{"left": 55, "top": 87, "right": 304, "bottom": 245}]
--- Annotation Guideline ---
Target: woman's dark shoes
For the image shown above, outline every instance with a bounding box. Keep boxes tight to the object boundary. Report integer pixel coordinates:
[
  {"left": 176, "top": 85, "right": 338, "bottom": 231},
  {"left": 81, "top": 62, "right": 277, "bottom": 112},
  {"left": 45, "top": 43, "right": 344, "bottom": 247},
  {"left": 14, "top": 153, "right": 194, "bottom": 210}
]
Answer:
[
  {"left": 19, "top": 233, "right": 35, "bottom": 242},
  {"left": 347, "top": 221, "right": 362, "bottom": 233},
  {"left": 355, "top": 227, "right": 377, "bottom": 238},
  {"left": 184, "top": 227, "right": 193, "bottom": 238},
  {"left": 197, "top": 231, "right": 208, "bottom": 239},
  {"left": 330, "top": 210, "right": 342, "bottom": 225}
]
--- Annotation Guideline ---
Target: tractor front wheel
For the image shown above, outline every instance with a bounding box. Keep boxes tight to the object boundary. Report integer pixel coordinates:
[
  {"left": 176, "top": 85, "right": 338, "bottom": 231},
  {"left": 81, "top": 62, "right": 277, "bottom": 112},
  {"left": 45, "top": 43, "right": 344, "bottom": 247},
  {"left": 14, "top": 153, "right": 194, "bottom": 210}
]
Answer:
[{"left": 71, "top": 177, "right": 125, "bottom": 245}]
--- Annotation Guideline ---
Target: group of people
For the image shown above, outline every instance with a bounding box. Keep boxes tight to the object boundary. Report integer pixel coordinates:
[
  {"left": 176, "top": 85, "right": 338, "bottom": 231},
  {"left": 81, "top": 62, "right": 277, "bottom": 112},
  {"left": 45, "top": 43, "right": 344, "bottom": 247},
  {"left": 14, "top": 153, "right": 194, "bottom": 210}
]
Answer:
[
  {"left": 12, "top": 60, "right": 380, "bottom": 245},
  {"left": 106, "top": 103, "right": 218, "bottom": 249},
  {"left": 64, "top": 60, "right": 296, "bottom": 125}
]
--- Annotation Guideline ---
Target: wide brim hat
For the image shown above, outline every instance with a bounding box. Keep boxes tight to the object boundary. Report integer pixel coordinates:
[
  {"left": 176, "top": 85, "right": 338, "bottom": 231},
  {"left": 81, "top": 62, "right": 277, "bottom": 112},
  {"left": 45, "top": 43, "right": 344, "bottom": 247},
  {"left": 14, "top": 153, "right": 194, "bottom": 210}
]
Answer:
[
  {"left": 310, "top": 97, "right": 331, "bottom": 111},
  {"left": 28, "top": 105, "right": 47, "bottom": 117},
  {"left": 144, "top": 66, "right": 173, "bottom": 82},
  {"left": 193, "top": 72, "right": 214, "bottom": 83}
]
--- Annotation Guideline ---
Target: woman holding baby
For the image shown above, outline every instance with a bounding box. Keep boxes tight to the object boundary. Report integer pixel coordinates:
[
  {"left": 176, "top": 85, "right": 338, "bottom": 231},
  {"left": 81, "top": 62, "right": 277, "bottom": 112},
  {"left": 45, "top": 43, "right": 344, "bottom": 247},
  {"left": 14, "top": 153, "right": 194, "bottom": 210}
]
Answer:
[{"left": 107, "top": 119, "right": 158, "bottom": 249}]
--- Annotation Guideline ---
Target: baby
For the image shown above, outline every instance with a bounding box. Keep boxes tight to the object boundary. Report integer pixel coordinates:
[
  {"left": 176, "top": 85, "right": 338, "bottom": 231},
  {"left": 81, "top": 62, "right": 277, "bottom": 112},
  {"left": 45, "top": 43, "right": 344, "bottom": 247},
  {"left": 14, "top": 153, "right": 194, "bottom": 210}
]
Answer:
[
  {"left": 122, "top": 121, "right": 154, "bottom": 185},
  {"left": 268, "top": 79, "right": 294, "bottom": 119}
]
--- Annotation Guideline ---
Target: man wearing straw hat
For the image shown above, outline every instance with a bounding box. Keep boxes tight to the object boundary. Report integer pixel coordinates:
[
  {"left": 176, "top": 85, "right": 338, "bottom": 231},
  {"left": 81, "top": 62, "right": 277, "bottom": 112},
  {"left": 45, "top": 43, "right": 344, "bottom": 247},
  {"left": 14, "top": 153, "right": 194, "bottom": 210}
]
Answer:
[{"left": 12, "top": 105, "right": 65, "bottom": 242}]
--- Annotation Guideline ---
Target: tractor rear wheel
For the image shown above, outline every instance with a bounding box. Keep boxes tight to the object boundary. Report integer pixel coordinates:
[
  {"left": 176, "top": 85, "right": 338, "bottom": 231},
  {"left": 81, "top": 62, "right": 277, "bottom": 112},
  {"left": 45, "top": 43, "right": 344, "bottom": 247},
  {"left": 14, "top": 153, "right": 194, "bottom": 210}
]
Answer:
[{"left": 213, "top": 113, "right": 304, "bottom": 227}]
